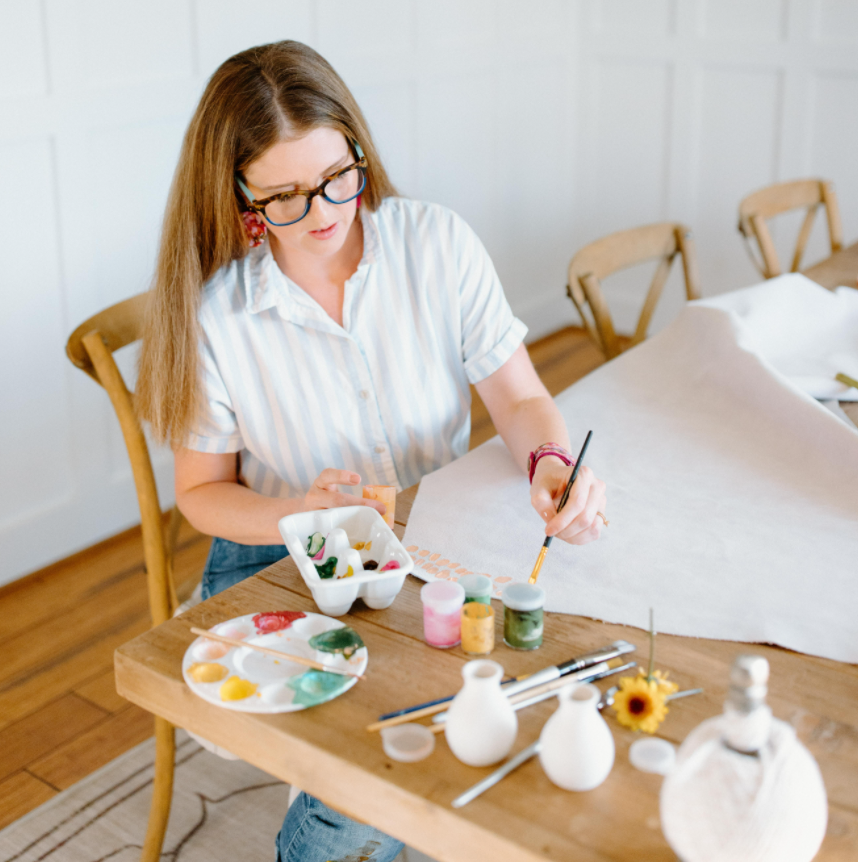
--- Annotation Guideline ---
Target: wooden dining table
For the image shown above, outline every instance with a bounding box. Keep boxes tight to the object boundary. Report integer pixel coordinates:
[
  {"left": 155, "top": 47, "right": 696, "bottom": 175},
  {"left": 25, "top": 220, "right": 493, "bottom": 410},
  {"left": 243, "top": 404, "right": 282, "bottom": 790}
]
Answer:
[
  {"left": 116, "top": 255, "right": 858, "bottom": 860},
  {"left": 116, "top": 480, "right": 858, "bottom": 861}
]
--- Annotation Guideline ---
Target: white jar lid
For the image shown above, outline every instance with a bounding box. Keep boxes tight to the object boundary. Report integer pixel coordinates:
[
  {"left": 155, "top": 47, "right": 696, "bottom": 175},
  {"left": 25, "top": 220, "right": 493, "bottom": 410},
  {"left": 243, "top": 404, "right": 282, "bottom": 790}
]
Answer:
[
  {"left": 458, "top": 574, "right": 493, "bottom": 597},
  {"left": 629, "top": 737, "right": 676, "bottom": 775},
  {"left": 421, "top": 580, "right": 465, "bottom": 612},
  {"left": 380, "top": 723, "right": 436, "bottom": 763},
  {"left": 502, "top": 582, "right": 545, "bottom": 611}
]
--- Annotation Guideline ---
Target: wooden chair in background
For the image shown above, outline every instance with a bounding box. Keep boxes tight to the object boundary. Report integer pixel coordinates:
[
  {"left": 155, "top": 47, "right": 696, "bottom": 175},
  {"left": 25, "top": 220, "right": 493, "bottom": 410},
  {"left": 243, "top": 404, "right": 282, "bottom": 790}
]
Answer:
[
  {"left": 66, "top": 293, "right": 181, "bottom": 862},
  {"left": 738, "top": 178, "right": 843, "bottom": 279},
  {"left": 566, "top": 222, "right": 701, "bottom": 360}
]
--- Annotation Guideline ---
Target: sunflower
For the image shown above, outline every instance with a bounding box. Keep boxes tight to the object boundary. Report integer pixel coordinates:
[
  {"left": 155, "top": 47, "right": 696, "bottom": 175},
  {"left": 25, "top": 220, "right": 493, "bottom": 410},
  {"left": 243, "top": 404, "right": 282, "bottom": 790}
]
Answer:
[{"left": 612, "top": 670, "right": 677, "bottom": 734}]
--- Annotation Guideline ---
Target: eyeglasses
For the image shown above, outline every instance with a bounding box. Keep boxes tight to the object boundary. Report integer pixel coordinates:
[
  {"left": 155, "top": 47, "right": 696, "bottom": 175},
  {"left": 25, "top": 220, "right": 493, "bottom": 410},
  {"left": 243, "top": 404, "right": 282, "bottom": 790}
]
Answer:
[{"left": 236, "top": 141, "right": 367, "bottom": 227}]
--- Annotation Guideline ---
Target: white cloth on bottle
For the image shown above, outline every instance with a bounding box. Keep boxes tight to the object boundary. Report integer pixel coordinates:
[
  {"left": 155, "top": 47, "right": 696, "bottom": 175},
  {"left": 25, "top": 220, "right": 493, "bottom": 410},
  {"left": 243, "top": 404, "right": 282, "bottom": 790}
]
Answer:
[{"left": 403, "top": 275, "right": 858, "bottom": 663}]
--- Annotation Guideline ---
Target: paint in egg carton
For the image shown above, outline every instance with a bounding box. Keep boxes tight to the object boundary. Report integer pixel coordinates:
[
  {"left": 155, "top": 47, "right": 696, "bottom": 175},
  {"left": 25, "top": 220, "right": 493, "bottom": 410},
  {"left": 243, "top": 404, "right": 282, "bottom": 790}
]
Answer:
[{"left": 278, "top": 505, "right": 414, "bottom": 616}]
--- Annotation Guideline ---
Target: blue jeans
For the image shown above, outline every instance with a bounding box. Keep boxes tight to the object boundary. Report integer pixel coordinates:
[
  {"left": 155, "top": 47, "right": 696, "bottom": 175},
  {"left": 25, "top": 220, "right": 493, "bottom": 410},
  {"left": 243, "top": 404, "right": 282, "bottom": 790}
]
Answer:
[{"left": 201, "top": 536, "right": 404, "bottom": 862}]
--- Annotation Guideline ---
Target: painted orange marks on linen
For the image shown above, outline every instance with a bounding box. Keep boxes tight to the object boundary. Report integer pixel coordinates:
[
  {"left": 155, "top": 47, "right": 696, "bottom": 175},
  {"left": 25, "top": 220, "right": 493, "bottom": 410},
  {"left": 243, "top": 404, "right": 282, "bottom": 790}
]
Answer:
[{"left": 408, "top": 545, "right": 506, "bottom": 596}]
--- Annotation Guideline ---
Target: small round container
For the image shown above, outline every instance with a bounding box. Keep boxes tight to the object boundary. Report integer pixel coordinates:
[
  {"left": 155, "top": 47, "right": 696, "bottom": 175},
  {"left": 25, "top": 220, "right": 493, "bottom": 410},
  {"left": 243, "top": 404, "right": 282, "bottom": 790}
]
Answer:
[
  {"left": 461, "top": 602, "right": 495, "bottom": 656},
  {"left": 380, "top": 723, "right": 435, "bottom": 763},
  {"left": 629, "top": 737, "right": 676, "bottom": 775},
  {"left": 420, "top": 580, "right": 465, "bottom": 648},
  {"left": 362, "top": 485, "right": 397, "bottom": 528},
  {"left": 458, "top": 573, "right": 493, "bottom": 604},
  {"left": 502, "top": 583, "right": 545, "bottom": 650}
]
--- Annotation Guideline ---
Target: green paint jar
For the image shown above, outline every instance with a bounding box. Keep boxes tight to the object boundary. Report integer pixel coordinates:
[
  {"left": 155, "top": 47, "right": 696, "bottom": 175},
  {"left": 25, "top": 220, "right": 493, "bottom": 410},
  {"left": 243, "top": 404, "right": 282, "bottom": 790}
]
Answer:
[
  {"left": 502, "top": 583, "right": 545, "bottom": 650},
  {"left": 458, "top": 574, "right": 493, "bottom": 605}
]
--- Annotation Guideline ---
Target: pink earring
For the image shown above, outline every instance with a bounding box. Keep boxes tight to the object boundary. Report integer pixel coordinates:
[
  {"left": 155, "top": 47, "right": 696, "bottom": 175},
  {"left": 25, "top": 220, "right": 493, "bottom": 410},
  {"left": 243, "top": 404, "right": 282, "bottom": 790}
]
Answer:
[{"left": 242, "top": 210, "right": 267, "bottom": 248}]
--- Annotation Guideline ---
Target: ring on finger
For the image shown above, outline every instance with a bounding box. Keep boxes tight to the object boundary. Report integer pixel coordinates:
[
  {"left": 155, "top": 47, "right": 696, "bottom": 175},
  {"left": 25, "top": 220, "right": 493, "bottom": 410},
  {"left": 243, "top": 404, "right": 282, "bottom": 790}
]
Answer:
[{"left": 596, "top": 511, "right": 609, "bottom": 526}]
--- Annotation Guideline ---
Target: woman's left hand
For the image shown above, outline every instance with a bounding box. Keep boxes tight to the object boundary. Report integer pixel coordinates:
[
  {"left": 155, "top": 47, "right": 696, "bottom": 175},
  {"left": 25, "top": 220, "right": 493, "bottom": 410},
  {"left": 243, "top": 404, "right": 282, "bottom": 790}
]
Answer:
[{"left": 530, "top": 458, "right": 607, "bottom": 545}]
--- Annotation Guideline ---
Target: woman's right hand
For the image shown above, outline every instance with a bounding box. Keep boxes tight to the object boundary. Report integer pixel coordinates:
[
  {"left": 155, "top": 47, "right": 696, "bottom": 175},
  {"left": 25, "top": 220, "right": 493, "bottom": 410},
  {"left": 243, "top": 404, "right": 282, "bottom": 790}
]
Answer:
[{"left": 302, "top": 469, "right": 386, "bottom": 517}]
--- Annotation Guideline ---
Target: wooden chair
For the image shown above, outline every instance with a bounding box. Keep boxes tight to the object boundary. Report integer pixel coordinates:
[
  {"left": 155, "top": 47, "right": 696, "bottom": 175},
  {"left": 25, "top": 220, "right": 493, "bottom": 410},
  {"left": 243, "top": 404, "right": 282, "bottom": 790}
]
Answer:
[
  {"left": 566, "top": 222, "right": 701, "bottom": 360},
  {"left": 738, "top": 179, "right": 843, "bottom": 279},
  {"left": 66, "top": 292, "right": 181, "bottom": 862}
]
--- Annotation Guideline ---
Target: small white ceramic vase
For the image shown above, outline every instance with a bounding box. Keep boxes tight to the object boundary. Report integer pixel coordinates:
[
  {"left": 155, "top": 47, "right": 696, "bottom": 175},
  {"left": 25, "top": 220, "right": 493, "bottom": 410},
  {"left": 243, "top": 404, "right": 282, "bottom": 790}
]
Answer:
[
  {"left": 444, "top": 660, "right": 518, "bottom": 767},
  {"left": 538, "top": 682, "right": 615, "bottom": 791}
]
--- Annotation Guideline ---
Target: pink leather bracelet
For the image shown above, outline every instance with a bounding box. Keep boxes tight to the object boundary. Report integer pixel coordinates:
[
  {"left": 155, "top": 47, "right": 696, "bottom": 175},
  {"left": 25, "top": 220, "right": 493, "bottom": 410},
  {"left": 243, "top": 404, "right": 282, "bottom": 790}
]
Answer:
[{"left": 528, "top": 443, "right": 574, "bottom": 484}]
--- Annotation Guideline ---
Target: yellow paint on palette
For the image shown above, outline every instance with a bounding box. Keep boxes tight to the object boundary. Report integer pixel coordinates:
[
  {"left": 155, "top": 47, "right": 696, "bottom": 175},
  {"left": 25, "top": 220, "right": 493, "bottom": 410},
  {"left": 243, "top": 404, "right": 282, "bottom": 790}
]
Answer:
[
  {"left": 353, "top": 542, "right": 365, "bottom": 550},
  {"left": 220, "top": 676, "right": 258, "bottom": 701},
  {"left": 187, "top": 662, "right": 229, "bottom": 683},
  {"left": 342, "top": 565, "right": 354, "bottom": 578}
]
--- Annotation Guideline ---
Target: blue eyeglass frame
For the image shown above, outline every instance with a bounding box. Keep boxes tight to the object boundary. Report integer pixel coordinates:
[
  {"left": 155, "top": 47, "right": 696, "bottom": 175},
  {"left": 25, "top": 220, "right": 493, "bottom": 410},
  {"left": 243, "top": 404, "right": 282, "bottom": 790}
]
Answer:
[{"left": 236, "top": 140, "right": 367, "bottom": 227}]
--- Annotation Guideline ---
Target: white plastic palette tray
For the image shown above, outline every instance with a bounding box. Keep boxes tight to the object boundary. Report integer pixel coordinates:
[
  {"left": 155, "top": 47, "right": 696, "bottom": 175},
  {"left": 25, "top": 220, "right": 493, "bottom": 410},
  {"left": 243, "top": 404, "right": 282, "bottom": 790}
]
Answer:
[
  {"left": 182, "top": 611, "right": 368, "bottom": 714},
  {"left": 279, "top": 506, "right": 414, "bottom": 616}
]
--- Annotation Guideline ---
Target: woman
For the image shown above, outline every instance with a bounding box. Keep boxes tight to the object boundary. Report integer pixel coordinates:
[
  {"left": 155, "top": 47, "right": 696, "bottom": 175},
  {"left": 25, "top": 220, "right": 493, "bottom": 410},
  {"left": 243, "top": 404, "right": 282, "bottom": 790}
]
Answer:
[{"left": 137, "top": 40, "right": 606, "bottom": 862}]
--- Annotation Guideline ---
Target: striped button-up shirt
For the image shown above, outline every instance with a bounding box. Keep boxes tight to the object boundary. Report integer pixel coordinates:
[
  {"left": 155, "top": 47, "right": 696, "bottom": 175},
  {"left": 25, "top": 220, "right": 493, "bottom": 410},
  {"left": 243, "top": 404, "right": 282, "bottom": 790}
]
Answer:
[{"left": 188, "top": 197, "right": 527, "bottom": 498}]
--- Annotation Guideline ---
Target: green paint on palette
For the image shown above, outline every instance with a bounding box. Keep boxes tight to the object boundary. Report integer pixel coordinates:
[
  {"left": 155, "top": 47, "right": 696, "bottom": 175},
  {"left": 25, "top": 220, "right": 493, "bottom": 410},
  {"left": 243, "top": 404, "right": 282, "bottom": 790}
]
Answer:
[
  {"left": 309, "top": 626, "right": 365, "bottom": 659},
  {"left": 314, "top": 557, "right": 338, "bottom": 579},
  {"left": 287, "top": 669, "right": 351, "bottom": 706}
]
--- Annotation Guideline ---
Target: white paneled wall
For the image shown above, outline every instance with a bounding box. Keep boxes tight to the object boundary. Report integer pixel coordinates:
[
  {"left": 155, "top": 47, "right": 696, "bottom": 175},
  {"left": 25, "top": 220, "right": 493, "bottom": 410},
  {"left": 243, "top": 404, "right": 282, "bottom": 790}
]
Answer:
[{"left": 2, "top": 0, "right": 857, "bottom": 584}]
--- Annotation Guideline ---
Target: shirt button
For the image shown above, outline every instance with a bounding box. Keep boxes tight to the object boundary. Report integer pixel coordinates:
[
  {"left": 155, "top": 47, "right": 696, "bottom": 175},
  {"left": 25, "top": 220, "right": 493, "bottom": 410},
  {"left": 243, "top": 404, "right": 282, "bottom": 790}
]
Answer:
[
  {"left": 374, "top": 444, "right": 386, "bottom": 454},
  {"left": 359, "top": 390, "right": 370, "bottom": 399}
]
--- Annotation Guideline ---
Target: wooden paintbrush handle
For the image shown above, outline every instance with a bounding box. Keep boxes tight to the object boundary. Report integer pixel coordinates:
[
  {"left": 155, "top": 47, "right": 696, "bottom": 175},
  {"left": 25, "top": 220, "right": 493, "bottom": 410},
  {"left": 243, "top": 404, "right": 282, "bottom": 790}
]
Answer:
[{"left": 189, "top": 627, "right": 364, "bottom": 680}]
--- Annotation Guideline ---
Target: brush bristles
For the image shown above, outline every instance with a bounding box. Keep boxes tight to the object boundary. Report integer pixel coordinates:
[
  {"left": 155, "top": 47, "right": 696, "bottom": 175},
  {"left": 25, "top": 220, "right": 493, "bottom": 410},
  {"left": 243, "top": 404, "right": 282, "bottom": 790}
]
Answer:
[{"left": 528, "top": 545, "right": 548, "bottom": 584}]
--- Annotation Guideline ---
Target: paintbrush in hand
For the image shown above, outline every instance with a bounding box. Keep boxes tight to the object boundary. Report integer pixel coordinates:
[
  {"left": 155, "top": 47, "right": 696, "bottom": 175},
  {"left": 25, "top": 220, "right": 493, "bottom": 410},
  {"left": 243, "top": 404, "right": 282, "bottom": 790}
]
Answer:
[{"left": 528, "top": 430, "right": 593, "bottom": 585}]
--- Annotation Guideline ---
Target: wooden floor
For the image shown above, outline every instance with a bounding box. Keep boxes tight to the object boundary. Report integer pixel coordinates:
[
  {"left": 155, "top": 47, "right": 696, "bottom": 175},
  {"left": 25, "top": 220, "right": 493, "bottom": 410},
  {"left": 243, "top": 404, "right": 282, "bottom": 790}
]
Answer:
[{"left": 0, "top": 326, "right": 604, "bottom": 829}]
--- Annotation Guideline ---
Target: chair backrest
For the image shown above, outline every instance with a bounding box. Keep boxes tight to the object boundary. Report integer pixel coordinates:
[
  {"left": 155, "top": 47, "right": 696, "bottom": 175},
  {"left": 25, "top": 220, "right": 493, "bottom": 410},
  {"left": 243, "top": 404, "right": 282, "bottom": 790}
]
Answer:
[
  {"left": 737, "top": 178, "right": 843, "bottom": 279},
  {"left": 66, "top": 292, "right": 178, "bottom": 627},
  {"left": 566, "top": 222, "right": 701, "bottom": 360}
]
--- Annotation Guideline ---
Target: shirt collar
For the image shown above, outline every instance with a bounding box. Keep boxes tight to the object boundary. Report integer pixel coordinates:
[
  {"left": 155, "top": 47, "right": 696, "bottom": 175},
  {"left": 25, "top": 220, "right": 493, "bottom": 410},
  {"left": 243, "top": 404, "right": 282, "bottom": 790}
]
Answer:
[{"left": 243, "top": 206, "right": 382, "bottom": 319}]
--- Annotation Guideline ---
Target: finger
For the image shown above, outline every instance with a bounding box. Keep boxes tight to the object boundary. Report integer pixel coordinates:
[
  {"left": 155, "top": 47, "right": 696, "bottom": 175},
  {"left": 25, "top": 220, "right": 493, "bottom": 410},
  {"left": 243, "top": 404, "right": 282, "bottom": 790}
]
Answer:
[
  {"left": 314, "top": 469, "right": 361, "bottom": 492},
  {"left": 563, "top": 521, "right": 603, "bottom": 546},
  {"left": 530, "top": 485, "right": 557, "bottom": 523},
  {"left": 311, "top": 490, "right": 376, "bottom": 511},
  {"left": 563, "top": 477, "right": 603, "bottom": 537},
  {"left": 544, "top": 467, "right": 592, "bottom": 536},
  {"left": 555, "top": 480, "right": 607, "bottom": 544}
]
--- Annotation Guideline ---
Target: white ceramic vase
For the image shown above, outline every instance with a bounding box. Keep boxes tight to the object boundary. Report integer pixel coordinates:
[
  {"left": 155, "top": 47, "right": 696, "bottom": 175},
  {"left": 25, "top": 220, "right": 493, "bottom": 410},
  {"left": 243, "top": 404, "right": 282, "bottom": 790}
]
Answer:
[
  {"left": 538, "top": 682, "right": 615, "bottom": 791},
  {"left": 444, "top": 660, "right": 518, "bottom": 767}
]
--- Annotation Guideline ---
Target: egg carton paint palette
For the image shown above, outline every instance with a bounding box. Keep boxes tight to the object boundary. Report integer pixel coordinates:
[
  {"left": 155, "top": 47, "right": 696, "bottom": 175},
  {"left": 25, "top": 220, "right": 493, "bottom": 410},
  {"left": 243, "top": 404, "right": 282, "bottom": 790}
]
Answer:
[
  {"left": 182, "top": 611, "right": 368, "bottom": 714},
  {"left": 279, "top": 505, "right": 414, "bottom": 616}
]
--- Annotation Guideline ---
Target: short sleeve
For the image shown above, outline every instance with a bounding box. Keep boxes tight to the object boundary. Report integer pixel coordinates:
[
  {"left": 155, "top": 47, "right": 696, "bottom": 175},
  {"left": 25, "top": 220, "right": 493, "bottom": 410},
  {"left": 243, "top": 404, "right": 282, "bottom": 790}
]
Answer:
[
  {"left": 451, "top": 212, "right": 528, "bottom": 384},
  {"left": 184, "top": 329, "right": 244, "bottom": 454}
]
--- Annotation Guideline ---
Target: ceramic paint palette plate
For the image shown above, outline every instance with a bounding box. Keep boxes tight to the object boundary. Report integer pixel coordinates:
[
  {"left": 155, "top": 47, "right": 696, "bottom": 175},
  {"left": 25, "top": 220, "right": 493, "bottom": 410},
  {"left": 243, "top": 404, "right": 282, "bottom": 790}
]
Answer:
[{"left": 182, "top": 611, "right": 368, "bottom": 714}]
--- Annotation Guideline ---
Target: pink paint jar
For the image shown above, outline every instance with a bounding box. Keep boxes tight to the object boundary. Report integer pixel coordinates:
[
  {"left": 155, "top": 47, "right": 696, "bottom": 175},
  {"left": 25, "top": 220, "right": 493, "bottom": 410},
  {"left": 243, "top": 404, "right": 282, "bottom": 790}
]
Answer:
[{"left": 420, "top": 580, "right": 465, "bottom": 649}]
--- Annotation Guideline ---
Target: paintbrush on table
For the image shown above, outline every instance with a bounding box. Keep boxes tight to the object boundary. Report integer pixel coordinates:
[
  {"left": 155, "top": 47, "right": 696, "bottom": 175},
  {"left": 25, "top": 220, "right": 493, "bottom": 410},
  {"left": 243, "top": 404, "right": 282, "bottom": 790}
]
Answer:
[
  {"left": 189, "top": 626, "right": 365, "bottom": 680},
  {"left": 428, "top": 660, "right": 637, "bottom": 734},
  {"left": 529, "top": 429, "right": 593, "bottom": 584},
  {"left": 369, "top": 640, "right": 635, "bottom": 730}
]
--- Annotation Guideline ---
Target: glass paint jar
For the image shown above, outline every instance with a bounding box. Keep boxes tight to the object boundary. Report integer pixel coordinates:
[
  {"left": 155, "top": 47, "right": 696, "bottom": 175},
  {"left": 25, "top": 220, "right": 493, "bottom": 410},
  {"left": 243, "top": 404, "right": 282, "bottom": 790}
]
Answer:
[
  {"left": 502, "top": 583, "right": 545, "bottom": 650},
  {"left": 458, "top": 574, "right": 493, "bottom": 605},
  {"left": 362, "top": 485, "right": 397, "bottom": 528},
  {"left": 461, "top": 602, "right": 495, "bottom": 656},
  {"left": 420, "top": 580, "right": 465, "bottom": 648}
]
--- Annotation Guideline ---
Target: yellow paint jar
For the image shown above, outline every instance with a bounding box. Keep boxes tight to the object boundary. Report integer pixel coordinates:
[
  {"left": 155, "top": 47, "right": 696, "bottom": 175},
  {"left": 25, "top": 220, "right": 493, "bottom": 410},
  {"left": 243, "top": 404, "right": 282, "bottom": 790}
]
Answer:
[
  {"left": 461, "top": 602, "right": 495, "bottom": 656},
  {"left": 362, "top": 485, "right": 397, "bottom": 528}
]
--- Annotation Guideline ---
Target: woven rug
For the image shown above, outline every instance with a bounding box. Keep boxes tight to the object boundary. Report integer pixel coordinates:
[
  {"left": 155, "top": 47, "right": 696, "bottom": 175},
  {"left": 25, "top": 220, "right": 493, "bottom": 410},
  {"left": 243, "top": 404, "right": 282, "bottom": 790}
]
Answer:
[{"left": 0, "top": 732, "right": 432, "bottom": 862}]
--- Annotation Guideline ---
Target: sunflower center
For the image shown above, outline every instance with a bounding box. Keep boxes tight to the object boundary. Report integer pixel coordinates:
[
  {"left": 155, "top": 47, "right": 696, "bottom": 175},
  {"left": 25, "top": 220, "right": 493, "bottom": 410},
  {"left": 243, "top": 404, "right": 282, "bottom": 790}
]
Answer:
[{"left": 628, "top": 696, "right": 650, "bottom": 715}]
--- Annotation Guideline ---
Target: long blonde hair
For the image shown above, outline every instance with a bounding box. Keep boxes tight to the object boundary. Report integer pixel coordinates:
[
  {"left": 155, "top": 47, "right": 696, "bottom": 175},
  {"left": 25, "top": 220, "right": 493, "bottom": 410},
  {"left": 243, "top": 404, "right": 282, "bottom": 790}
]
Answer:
[{"left": 137, "top": 41, "right": 397, "bottom": 445}]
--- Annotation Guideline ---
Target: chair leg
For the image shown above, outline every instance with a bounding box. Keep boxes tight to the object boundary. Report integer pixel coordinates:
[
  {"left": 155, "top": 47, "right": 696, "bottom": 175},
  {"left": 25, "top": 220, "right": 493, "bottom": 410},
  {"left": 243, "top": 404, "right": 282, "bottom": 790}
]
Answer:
[{"left": 140, "top": 716, "right": 175, "bottom": 862}]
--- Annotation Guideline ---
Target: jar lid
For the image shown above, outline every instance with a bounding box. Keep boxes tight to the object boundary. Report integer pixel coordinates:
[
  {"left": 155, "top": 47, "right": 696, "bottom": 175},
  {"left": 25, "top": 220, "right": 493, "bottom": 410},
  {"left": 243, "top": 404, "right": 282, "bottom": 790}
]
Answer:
[
  {"left": 421, "top": 580, "right": 465, "bottom": 611},
  {"left": 502, "top": 582, "right": 545, "bottom": 611},
  {"left": 629, "top": 737, "right": 675, "bottom": 775},
  {"left": 458, "top": 574, "right": 493, "bottom": 597},
  {"left": 381, "top": 723, "right": 436, "bottom": 763}
]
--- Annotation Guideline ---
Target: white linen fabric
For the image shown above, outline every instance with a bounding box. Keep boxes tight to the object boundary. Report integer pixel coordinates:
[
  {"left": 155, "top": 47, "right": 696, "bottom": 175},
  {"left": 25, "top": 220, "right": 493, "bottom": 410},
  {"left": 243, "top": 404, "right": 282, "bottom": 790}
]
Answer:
[
  {"left": 403, "top": 275, "right": 858, "bottom": 663},
  {"left": 186, "top": 197, "right": 527, "bottom": 498},
  {"left": 701, "top": 275, "right": 858, "bottom": 401}
]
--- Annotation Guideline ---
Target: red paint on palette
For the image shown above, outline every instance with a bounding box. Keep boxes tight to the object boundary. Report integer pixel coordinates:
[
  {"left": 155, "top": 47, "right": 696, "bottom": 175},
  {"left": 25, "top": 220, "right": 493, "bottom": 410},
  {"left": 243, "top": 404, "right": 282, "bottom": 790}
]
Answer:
[{"left": 252, "top": 611, "right": 307, "bottom": 634}]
